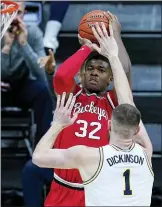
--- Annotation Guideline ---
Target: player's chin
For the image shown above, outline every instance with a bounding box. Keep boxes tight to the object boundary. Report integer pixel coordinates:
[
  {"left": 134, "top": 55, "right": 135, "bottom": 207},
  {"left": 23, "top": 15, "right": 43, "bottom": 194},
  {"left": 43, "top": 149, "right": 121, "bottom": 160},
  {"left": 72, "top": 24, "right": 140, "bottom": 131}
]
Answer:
[{"left": 87, "top": 84, "right": 101, "bottom": 93}]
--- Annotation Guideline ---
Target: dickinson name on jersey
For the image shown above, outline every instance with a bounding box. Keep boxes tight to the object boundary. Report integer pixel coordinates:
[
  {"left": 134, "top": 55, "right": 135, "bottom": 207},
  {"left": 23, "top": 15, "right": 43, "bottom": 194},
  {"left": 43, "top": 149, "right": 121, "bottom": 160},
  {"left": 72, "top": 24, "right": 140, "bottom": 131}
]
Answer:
[{"left": 107, "top": 154, "right": 144, "bottom": 167}]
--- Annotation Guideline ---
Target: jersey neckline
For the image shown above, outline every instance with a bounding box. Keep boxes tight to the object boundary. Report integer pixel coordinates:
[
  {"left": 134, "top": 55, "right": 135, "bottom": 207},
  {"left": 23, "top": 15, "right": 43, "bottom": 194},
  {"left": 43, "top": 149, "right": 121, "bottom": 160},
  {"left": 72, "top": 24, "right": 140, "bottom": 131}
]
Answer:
[{"left": 110, "top": 143, "right": 135, "bottom": 152}]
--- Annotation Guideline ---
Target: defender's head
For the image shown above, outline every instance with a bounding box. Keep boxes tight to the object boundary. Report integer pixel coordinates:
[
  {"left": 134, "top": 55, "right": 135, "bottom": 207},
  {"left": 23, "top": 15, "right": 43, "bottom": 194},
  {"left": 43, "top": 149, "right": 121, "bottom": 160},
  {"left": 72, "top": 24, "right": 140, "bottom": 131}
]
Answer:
[
  {"left": 110, "top": 104, "right": 141, "bottom": 138},
  {"left": 79, "top": 51, "right": 113, "bottom": 94}
]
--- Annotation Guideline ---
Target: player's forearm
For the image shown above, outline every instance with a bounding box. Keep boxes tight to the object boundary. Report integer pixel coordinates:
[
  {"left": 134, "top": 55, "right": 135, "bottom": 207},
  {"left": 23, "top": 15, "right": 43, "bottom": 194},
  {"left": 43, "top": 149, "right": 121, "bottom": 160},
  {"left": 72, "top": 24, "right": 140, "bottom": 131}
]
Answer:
[
  {"left": 108, "top": 55, "right": 133, "bottom": 105},
  {"left": 54, "top": 45, "right": 91, "bottom": 94},
  {"left": 32, "top": 124, "right": 63, "bottom": 165},
  {"left": 114, "top": 34, "right": 132, "bottom": 81}
]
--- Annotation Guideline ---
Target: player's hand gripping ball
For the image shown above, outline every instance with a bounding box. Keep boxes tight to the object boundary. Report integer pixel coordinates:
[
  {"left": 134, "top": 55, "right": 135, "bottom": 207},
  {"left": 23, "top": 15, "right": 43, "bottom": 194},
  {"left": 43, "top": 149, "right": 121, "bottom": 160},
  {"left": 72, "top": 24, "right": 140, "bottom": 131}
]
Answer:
[{"left": 78, "top": 10, "right": 110, "bottom": 43}]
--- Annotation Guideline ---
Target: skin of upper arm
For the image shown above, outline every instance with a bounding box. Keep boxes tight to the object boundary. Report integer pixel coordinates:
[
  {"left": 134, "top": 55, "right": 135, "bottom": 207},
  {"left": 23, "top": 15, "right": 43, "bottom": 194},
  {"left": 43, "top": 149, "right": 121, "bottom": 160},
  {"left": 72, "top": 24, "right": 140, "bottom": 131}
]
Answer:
[
  {"left": 112, "top": 70, "right": 132, "bottom": 103},
  {"left": 33, "top": 145, "right": 93, "bottom": 169}
]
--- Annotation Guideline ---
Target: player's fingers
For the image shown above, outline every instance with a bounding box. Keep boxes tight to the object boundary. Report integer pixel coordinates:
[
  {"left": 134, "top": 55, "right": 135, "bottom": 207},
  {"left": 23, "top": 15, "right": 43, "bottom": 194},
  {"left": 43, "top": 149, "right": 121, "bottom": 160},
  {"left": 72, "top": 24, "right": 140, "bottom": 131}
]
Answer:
[
  {"left": 56, "top": 94, "right": 61, "bottom": 110},
  {"left": 107, "top": 11, "right": 114, "bottom": 20},
  {"left": 101, "top": 22, "right": 108, "bottom": 38},
  {"left": 78, "top": 34, "right": 83, "bottom": 40},
  {"left": 65, "top": 93, "right": 73, "bottom": 109},
  {"left": 60, "top": 92, "right": 66, "bottom": 109},
  {"left": 95, "top": 22, "right": 104, "bottom": 39},
  {"left": 71, "top": 112, "right": 78, "bottom": 124},
  {"left": 113, "top": 14, "right": 118, "bottom": 20},
  {"left": 91, "top": 44, "right": 101, "bottom": 54},
  {"left": 92, "top": 26, "right": 101, "bottom": 43},
  {"left": 78, "top": 34, "right": 82, "bottom": 44},
  {"left": 68, "top": 95, "right": 76, "bottom": 114},
  {"left": 109, "top": 24, "right": 114, "bottom": 37}
]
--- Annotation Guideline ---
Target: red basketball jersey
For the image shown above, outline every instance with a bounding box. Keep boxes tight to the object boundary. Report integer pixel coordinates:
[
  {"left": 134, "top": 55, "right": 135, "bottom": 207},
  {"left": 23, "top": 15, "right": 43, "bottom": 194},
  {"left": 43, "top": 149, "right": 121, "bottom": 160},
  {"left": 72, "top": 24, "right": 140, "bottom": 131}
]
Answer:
[{"left": 45, "top": 86, "right": 117, "bottom": 206}]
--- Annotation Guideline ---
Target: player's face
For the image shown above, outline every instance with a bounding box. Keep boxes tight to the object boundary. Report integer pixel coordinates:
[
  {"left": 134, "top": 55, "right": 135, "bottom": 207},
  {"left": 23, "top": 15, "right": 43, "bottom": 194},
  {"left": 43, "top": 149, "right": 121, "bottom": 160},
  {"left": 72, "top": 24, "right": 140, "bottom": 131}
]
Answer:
[{"left": 81, "top": 59, "right": 113, "bottom": 94}]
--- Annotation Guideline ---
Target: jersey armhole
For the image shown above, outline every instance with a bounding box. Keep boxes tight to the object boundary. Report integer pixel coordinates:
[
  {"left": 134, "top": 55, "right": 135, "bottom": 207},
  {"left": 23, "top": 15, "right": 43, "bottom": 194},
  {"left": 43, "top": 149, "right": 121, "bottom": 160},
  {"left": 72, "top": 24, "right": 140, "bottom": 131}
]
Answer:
[
  {"left": 142, "top": 149, "right": 154, "bottom": 177},
  {"left": 107, "top": 90, "right": 118, "bottom": 109},
  {"left": 83, "top": 147, "right": 104, "bottom": 185},
  {"left": 74, "top": 84, "right": 81, "bottom": 94}
]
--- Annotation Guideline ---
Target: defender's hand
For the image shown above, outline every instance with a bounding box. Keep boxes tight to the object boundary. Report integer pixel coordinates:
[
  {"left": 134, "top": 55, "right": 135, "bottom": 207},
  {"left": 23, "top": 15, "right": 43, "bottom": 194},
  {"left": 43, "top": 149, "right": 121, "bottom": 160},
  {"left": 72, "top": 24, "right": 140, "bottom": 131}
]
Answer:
[
  {"left": 91, "top": 22, "right": 119, "bottom": 59},
  {"left": 52, "top": 93, "right": 78, "bottom": 128}
]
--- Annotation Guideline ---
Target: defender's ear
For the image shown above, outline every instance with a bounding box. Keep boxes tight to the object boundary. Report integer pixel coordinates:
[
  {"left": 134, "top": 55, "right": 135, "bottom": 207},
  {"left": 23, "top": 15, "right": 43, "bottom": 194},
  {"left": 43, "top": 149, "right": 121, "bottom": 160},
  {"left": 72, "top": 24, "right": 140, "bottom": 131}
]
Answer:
[{"left": 134, "top": 126, "right": 140, "bottom": 135}]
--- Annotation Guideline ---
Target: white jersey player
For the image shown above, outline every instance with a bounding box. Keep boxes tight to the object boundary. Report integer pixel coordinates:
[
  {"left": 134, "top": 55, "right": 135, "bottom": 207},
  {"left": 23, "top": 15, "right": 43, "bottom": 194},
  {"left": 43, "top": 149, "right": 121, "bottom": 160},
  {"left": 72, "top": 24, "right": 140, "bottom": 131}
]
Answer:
[
  {"left": 84, "top": 143, "right": 154, "bottom": 206},
  {"left": 33, "top": 93, "right": 154, "bottom": 206},
  {"left": 32, "top": 23, "right": 154, "bottom": 206}
]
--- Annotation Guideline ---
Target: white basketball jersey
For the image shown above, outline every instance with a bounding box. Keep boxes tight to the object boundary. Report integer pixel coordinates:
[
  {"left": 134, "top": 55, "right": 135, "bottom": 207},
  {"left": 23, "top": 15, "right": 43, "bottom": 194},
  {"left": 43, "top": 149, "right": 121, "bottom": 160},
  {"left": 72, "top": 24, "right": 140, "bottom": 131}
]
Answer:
[{"left": 84, "top": 143, "right": 154, "bottom": 206}]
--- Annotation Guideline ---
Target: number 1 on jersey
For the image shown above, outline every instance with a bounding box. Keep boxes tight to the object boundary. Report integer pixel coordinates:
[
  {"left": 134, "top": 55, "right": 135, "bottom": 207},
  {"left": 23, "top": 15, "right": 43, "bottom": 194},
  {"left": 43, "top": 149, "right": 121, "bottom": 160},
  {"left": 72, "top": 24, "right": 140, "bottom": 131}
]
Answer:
[{"left": 123, "top": 169, "right": 132, "bottom": 195}]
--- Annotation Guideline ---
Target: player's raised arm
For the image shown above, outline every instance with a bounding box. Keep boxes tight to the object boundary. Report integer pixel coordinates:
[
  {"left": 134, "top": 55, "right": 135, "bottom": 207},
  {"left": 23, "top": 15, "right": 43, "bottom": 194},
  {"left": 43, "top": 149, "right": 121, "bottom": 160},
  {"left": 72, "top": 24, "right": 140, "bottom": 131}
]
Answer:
[
  {"left": 91, "top": 22, "right": 133, "bottom": 105},
  {"left": 91, "top": 23, "right": 153, "bottom": 159},
  {"left": 32, "top": 92, "right": 85, "bottom": 169},
  {"left": 134, "top": 120, "right": 153, "bottom": 159},
  {"left": 106, "top": 12, "right": 132, "bottom": 104},
  {"left": 53, "top": 44, "right": 92, "bottom": 95},
  {"left": 107, "top": 12, "right": 132, "bottom": 84}
]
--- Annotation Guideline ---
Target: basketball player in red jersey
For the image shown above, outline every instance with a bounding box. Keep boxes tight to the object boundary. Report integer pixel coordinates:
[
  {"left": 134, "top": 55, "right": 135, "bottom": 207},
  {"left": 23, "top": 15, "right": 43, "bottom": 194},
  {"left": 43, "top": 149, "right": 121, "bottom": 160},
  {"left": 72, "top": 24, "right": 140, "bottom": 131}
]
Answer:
[{"left": 44, "top": 12, "right": 132, "bottom": 207}]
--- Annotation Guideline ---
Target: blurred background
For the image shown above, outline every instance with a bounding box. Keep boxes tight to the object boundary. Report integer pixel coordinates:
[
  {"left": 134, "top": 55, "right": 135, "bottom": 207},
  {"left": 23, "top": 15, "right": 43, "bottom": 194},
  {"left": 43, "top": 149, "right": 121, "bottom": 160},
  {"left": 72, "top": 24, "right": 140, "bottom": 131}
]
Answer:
[{"left": 1, "top": 1, "right": 162, "bottom": 207}]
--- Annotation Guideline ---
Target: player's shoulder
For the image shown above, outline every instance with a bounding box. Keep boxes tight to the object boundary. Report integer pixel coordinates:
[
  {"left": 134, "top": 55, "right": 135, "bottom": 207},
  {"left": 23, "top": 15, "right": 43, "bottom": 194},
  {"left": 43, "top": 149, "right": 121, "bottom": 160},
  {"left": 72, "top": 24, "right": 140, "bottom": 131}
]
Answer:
[
  {"left": 68, "top": 145, "right": 98, "bottom": 163},
  {"left": 98, "top": 145, "right": 112, "bottom": 158},
  {"left": 134, "top": 143, "right": 146, "bottom": 152}
]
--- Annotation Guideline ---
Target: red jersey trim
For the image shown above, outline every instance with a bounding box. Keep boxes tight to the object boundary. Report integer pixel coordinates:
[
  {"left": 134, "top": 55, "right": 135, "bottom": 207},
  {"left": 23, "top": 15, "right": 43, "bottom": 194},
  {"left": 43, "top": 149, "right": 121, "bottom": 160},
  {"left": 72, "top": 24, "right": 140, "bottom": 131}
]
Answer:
[
  {"left": 53, "top": 176, "right": 84, "bottom": 191},
  {"left": 107, "top": 92, "right": 115, "bottom": 109}
]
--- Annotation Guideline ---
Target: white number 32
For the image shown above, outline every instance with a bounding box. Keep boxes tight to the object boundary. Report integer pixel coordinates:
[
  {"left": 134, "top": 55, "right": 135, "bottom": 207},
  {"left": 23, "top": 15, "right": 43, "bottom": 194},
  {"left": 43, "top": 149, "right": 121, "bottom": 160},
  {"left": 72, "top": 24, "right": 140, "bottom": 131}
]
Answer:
[{"left": 75, "top": 120, "right": 101, "bottom": 140}]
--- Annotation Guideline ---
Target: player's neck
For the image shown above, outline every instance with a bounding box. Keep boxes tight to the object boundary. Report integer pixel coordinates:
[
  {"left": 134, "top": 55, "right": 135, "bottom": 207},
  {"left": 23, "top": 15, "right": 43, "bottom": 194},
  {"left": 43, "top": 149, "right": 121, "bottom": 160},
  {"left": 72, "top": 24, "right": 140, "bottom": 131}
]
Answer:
[
  {"left": 109, "top": 133, "right": 133, "bottom": 150},
  {"left": 84, "top": 88, "right": 106, "bottom": 96}
]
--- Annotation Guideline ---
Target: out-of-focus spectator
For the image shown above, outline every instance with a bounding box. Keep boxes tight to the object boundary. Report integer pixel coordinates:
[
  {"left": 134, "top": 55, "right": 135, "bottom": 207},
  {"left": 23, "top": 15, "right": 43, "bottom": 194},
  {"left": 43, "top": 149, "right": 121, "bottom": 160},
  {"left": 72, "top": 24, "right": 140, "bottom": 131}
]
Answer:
[
  {"left": 21, "top": 51, "right": 57, "bottom": 207},
  {"left": 43, "top": 1, "right": 69, "bottom": 54},
  {"left": 1, "top": 1, "right": 53, "bottom": 148},
  {"left": 21, "top": 3, "right": 70, "bottom": 206}
]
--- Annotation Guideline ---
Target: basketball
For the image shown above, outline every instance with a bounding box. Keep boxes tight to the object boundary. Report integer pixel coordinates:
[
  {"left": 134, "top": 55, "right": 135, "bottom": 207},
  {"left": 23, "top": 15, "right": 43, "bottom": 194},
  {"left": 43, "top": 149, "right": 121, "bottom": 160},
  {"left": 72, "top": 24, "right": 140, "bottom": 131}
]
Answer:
[{"left": 78, "top": 10, "right": 110, "bottom": 43}]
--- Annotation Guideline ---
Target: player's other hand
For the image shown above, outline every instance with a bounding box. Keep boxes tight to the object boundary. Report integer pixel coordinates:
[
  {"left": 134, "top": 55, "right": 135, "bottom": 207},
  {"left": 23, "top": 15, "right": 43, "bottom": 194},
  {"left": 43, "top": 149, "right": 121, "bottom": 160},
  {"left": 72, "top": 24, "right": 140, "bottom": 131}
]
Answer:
[
  {"left": 52, "top": 92, "right": 78, "bottom": 128},
  {"left": 91, "top": 22, "right": 119, "bottom": 59},
  {"left": 38, "top": 49, "right": 56, "bottom": 75},
  {"left": 106, "top": 11, "right": 121, "bottom": 35}
]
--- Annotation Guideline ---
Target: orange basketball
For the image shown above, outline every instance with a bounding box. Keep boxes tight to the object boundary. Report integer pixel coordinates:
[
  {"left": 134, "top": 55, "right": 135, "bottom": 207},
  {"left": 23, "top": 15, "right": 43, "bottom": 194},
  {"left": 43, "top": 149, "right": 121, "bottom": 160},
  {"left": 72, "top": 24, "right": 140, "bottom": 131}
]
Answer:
[{"left": 78, "top": 10, "right": 109, "bottom": 43}]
